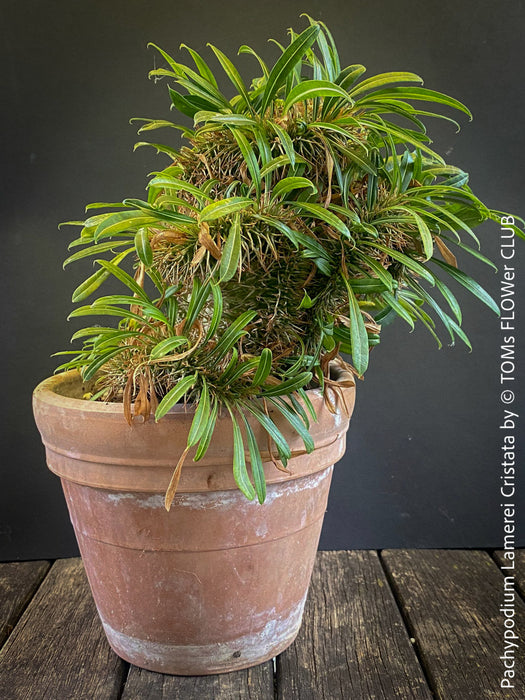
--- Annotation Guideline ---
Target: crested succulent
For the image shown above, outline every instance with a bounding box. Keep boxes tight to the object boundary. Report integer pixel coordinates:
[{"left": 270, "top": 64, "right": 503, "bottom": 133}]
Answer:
[{"left": 58, "top": 16, "right": 524, "bottom": 508}]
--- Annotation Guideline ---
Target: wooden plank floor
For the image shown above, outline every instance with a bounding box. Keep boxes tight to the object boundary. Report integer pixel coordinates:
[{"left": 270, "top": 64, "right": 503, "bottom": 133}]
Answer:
[{"left": 0, "top": 550, "right": 523, "bottom": 699}]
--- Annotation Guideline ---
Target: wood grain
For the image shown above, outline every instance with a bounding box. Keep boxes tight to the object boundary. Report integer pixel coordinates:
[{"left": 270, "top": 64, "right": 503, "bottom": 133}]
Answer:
[
  {"left": 276, "top": 550, "right": 431, "bottom": 699},
  {"left": 121, "top": 662, "right": 274, "bottom": 699},
  {"left": 0, "top": 560, "right": 49, "bottom": 648},
  {"left": 0, "top": 558, "right": 126, "bottom": 700},
  {"left": 382, "top": 549, "right": 525, "bottom": 699}
]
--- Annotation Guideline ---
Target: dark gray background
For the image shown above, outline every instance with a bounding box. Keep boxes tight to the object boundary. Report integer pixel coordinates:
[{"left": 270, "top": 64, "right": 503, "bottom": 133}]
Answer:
[{"left": 1, "top": 0, "right": 523, "bottom": 560}]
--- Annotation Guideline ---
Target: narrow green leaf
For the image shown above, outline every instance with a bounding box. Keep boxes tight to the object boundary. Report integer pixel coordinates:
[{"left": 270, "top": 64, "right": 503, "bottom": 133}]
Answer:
[
  {"left": 240, "top": 400, "right": 291, "bottom": 466},
  {"left": 199, "top": 197, "right": 254, "bottom": 222},
  {"left": 194, "top": 398, "right": 219, "bottom": 461},
  {"left": 95, "top": 259, "right": 149, "bottom": 301},
  {"left": 211, "top": 310, "right": 257, "bottom": 359},
  {"left": 63, "top": 240, "right": 132, "bottom": 267},
  {"left": 155, "top": 373, "right": 197, "bottom": 421},
  {"left": 268, "top": 397, "right": 314, "bottom": 453},
  {"left": 134, "top": 228, "right": 153, "bottom": 266},
  {"left": 349, "top": 72, "right": 423, "bottom": 98},
  {"left": 360, "top": 241, "right": 435, "bottom": 284},
  {"left": 207, "top": 44, "right": 253, "bottom": 112},
  {"left": 283, "top": 79, "right": 352, "bottom": 112},
  {"left": 270, "top": 177, "right": 317, "bottom": 202},
  {"left": 228, "top": 407, "right": 256, "bottom": 500},
  {"left": 261, "top": 24, "right": 320, "bottom": 114},
  {"left": 229, "top": 128, "right": 261, "bottom": 199},
  {"left": 252, "top": 348, "right": 273, "bottom": 387},
  {"left": 260, "top": 371, "right": 312, "bottom": 397},
  {"left": 342, "top": 276, "right": 369, "bottom": 375},
  {"left": 358, "top": 86, "right": 472, "bottom": 119},
  {"left": 431, "top": 258, "right": 500, "bottom": 314},
  {"left": 148, "top": 176, "right": 213, "bottom": 202},
  {"left": 220, "top": 214, "right": 242, "bottom": 281},
  {"left": 71, "top": 250, "right": 132, "bottom": 302},
  {"left": 292, "top": 201, "right": 351, "bottom": 238},
  {"left": 240, "top": 413, "right": 266, "bottom": 504},
  {"left": 150, "top": 336, "right": 189, "bottom": 360},
  {"left": 180, "top": 44, "right": 218, "bottom": 87},
  {"left": 82, "top": 347, "right": 129, "bottom": 381},
  {"left": 269, "top": 121, "right": 296, "bottom": 167},
  {"left": 187, "top": 379, "right": 210, "bottom": 447}
]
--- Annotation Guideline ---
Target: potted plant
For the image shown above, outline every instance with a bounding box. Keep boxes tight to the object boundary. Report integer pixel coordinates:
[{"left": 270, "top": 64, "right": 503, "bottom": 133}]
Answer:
[{"left": 33, "top": 16, "right": 523, "bottom": 675}]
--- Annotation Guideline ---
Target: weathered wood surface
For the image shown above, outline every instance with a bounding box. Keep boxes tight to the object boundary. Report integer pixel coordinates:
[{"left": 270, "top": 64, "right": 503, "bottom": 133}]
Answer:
[
  {"left": 382, "top": 549, "right": 525, "bottom": 699},
  {"left": 1, "top": 551, "right": 524, "bottom": 699},
  {"left": 0, "top": 560, "right": 49, "bottom": 647},
  {"left": 121, "top": 663, "right": 274, "bottom": 699},
  {"left": 0, "top": 558, "right": 127, "bottom": 700},
  {"left": 494, "top": 549, "right": 525, "bottom": 599},
  {"left": 277, "top": 550, "right": 432, "bottom": 699}
]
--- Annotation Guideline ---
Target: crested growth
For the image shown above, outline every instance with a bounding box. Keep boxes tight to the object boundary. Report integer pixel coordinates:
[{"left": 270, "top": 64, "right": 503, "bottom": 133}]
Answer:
[{"left": 58, "top": 17, "right": 524, "bottom": 507}]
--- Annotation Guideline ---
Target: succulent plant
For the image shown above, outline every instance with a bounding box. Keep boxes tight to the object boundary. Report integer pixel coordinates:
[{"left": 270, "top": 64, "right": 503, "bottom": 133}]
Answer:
[{"left": 58, "top": 16, "right": 524, "bottom": 507}]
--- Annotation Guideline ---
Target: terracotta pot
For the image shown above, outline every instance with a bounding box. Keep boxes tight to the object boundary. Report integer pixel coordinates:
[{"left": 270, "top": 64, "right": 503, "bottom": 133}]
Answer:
[{"left": 33, "top": 368, "right": 355, "bottom": 675}]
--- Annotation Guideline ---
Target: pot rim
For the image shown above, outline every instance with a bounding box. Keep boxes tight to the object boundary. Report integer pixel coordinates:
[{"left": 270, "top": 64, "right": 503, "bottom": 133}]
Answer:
[{"left": 33, "top": 363, "right": 355, "bottom": 417}]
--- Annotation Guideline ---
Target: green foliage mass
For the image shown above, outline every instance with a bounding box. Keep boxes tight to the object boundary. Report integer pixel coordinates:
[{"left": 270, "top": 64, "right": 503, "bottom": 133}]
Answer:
[{"left": 58, "top": 16, "right": 524, "bottom": 506}]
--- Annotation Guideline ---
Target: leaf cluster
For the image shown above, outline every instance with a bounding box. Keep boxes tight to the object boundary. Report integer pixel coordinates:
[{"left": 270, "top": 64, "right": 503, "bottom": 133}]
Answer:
[{"left": 58, "top": 16, "right": 524, "bottom": 507}]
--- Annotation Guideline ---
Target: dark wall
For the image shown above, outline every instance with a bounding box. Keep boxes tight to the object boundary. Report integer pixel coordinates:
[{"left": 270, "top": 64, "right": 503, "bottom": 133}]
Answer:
[{"left": 1, "top": 0, "right": 523, "bottom": 560}]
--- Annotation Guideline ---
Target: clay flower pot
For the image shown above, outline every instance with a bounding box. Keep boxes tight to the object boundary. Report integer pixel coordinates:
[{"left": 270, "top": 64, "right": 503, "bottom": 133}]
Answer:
[{"left": 33, "top": 367, "right": 355, "bottom": 675}]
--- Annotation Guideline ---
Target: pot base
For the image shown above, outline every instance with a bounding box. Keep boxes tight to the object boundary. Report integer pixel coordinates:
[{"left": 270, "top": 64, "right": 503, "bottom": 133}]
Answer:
[{"left": 102, "top": 597, "right": 305, "bottom": 675}]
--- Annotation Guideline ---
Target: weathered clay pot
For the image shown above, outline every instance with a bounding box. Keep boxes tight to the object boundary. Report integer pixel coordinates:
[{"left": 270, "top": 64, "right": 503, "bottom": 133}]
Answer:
[{"left": 33, "top": 368, "right": 355, "bottom": 675}]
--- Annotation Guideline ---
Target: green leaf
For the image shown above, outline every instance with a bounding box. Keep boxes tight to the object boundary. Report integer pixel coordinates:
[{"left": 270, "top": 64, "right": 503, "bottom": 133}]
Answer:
[
  {"left": 268, "top": 397, "right": 314, "bottom": 453},
  {"left": 71, "top": 250, "right": 132, "bottom": 302},
  {"left": 228, "top": 407, "right": 256, "bottom": 500},
  {"left": 342, "top": 276, "right": 369, "bottom": 375},
  {"left": 360, "top": 241, "right": 435, "bottom": 284},
  {"left": 349, "top": 72, "right": 423, "bottom": 98},
  {"left": 238, "top": 44, "right": 269, "bottom": 78},
  {"left": 432, "top": 277, "right": 462, "bottom": 324},
  {"left": 180, "top": 44, "right": 218, "bottom": 88},
  {"left": 94, "top": 211, "right": 156, "bottom": 241},
  {"left": 82, "top": 347, "right": 129, "bottom": 381},
  {"left": 252, "top": 348, "right": 273, "bottom": 387},
  {"left": 283, "top": 79, "right": 352, "bottom": 112},
  {"left": 194, "top": 398, "right": 219, "bottom": 461},
  {"left": 134, "top": 228, "right": 153, "bottom": 266},
  {"left": 207, "top": 44, "right": 253, "bottom": 112},
  {"left": 380, "top": 290, "right": 415, "bottom": 328},
  {"left": 229, "top": 128, "right": 261, "bottom": 199},
  {"left": 204, "top": 283, "right": 223, "bottom": 342},
  {"left": 63, "top": 240, "right": 132, "bottom": 267},
  {"left": 240, "top": 400, "right": 291, "bottom": 466},
  {"left": 220, "top": 214, "right": 242, "bottom": 281},
  {"left": 431, "top": 258, "right": 500, "bottom": 314},
  {"left": 269, "top": 121, "right": 296, "bottom": 167},
  {"left": 211, "top": 310, "right": 257, "bottom": 359},
  {"left": 261, "top": 24, "right": 320, "bottom": 114},
  {"left": 187, "top": 379, "right": 210, "bottom": 447},
  {"left": 122, "top": 198, "right": 196, "bottom": 225},
  {"left": 194, "top": 111, "right": 257, "bottom": 127},
  {"left": 133, "top": 141, "right": 181, "bottom": 159},
  {"left": 240, "top": 413, "right": 266, "bottom": 504},
  {"left": 291, "top": 201, "right": 351, "bottom": 238},
  {"left": 147, "top": 175, "right": 213, "bottom": 203},
  {"left": 270, "top": 177, "right": 317, "bottom": 202},
  {"left": 199, "top": 197, "right": 254, "bottom": 222},
  {"left": 150, "top": 336, "right": 189, "bottom": 360},
  {"left": 260, "top": 371, "right": 312, "bottom": 397},
  {"left": 155, "top": 373, "right": 197, "bottom": 421},
  {"left": 95, "top": 259, "right": 149, "bottom": 301},
  {"left": 358, "top": 86, "right": 472, "bottom": 119}
]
